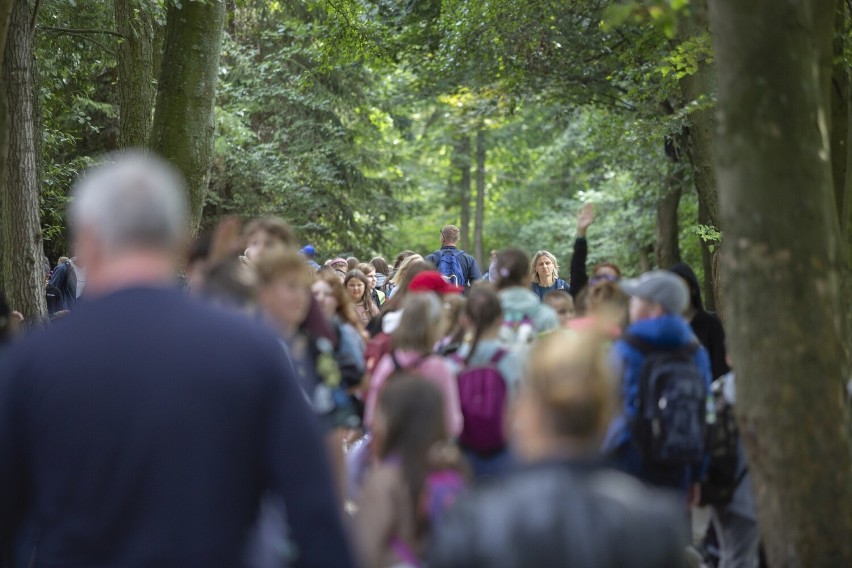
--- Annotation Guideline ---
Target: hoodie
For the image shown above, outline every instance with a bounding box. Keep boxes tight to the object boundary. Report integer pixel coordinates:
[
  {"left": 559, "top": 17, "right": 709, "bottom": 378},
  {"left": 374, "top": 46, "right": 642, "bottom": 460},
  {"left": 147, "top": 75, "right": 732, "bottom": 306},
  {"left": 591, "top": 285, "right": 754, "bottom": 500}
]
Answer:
[{"left": 497, "top": 287, "right": 560, "bottom": 334}]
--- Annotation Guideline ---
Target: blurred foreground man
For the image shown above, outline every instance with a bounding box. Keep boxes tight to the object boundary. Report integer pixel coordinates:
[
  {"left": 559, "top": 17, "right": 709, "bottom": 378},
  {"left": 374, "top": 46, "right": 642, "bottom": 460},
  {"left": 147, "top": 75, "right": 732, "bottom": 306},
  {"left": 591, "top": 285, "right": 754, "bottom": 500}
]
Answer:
[{"left": 0, "top": 153, "right": 354, "bottom": 567}]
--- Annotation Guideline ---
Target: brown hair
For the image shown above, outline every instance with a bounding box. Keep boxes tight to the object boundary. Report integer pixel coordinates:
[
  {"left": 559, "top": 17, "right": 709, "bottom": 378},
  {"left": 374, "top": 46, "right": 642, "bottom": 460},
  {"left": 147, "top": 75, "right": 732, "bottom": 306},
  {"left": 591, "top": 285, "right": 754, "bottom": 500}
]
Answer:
[
  {"left": 494, "top": 248, "right": 530, "bottom": 290},
  {"left": 382, "top": 259, "right": 432, "bottom": 314},
  {"left": 575, "top": 280, "right": 627, "bottom": 322},
  {"left": 244, "top": 217, "right": 298, "bottom": 248},
  {"left": 370, "top": 257, "right": 390, "bottom": 276},
  {"left": 440, "top": 225, "right": 460, "bottom": 244},
  {"left": 392, "top": 250, "right": 417, "bottom": 272},
  {"left": 254, "top": 247, "right": 313, "bottom": 287},
  {"left": 524, "top": 331, "right": 616, "bottom": 443},
  {"left": 463, "top": 285, "right": 503, "bottom": 364},
  {"left": 344, "top": 269, "right": 375, "bottom": 317},
  {"left": 592, "top": 262, "right": 622, "bottom": 279},
  {"left": 316, "top": 269, "right": 363, "bottom": 332},
  {"left": 346, "top": 257, "right": 360, "bottom": 271}
]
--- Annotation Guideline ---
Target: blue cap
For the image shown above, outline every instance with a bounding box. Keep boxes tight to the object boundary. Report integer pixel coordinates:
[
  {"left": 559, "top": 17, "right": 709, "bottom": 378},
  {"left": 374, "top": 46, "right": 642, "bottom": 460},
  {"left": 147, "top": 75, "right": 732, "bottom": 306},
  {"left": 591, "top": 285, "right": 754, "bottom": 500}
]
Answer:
[{"left": 302, "top": 245, "right": 316, "bottom": 256}]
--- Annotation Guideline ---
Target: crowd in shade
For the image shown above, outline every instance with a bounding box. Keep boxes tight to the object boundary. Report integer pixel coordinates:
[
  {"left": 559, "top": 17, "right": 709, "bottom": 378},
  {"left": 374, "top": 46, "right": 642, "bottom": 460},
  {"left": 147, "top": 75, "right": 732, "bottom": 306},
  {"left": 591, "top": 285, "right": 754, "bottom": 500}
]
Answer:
[{"left": 0, "top": 153, "right": 759, "bottom": 568}]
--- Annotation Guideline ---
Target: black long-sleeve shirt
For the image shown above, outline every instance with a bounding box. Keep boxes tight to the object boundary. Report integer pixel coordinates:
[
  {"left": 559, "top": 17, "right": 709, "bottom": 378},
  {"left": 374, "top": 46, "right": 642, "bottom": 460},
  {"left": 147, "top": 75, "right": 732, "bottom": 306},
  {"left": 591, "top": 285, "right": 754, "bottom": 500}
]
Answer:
[
  {"left": 0, "top": 287, "right": 355, "bottom": 567},
  {"left": 568, "top": 237, "right": 589, "bottom": 298}
]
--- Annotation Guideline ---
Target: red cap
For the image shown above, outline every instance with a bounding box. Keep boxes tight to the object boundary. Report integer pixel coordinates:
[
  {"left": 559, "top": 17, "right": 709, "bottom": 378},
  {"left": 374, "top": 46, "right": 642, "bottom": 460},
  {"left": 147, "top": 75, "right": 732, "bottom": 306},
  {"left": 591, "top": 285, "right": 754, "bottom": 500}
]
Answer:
[{"left": 408, "top": 271, "right": 464, "bottom": 295}]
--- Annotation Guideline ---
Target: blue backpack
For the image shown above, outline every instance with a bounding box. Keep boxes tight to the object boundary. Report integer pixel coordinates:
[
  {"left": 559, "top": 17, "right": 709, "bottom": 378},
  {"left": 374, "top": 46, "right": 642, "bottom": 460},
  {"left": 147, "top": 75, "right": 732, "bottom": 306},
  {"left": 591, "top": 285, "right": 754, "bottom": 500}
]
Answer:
[{"left": 437, "top": 249, "right": 466, "bottom": 287}]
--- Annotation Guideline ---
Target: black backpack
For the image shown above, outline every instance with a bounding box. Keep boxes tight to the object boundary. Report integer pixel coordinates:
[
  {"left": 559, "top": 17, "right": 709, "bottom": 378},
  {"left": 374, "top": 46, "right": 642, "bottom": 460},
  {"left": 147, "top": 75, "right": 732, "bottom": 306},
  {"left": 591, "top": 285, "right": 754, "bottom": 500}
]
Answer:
[
  {"left": 700, "top": 377, "right": 748, "bottom": 506},
  {"left": 624, "top": 335, "right": 708, "bottom": 466}
]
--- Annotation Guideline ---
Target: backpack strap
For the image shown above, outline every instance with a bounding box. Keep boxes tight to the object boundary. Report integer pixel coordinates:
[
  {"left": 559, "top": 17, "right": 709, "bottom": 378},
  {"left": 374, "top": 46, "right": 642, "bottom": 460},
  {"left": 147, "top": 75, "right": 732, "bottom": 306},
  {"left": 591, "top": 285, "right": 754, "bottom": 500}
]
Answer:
[
  {"left": 623, "top": 334, "right": 699, "bottom": 356},
  {"left": 489, "top": 348, "right": 508, "bottom": 366},
  {"left": 390, "top": 350, "right": 430, "bottom": 374}
]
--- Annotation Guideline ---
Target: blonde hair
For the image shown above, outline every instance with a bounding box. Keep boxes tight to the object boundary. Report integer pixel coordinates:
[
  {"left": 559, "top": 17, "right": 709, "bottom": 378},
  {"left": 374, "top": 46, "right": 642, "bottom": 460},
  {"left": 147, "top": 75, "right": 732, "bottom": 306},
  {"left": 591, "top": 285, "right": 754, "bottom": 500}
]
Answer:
[
  {"left": 393, "top": 293, "right": 443, "bottom": 354},
  {"left": 523, "top": 331, "right": 616, "bottom": 442},
  {"left": 389, "top": 254, "right": 424, "bottom": 287},
  {"left": 530, "top": 250, "right": 560, "bottom": 284},
  {"left": 254, "top": 248, "right": 313, "bottom": 287}
]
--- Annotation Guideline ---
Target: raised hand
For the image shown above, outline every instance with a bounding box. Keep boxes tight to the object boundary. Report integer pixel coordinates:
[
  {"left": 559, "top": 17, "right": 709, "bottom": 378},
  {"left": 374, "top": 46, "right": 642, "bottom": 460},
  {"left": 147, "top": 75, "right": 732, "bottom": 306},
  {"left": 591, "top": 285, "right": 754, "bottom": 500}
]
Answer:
[{"left": 577, "top": 203, "right": 595, "bottom": 237}]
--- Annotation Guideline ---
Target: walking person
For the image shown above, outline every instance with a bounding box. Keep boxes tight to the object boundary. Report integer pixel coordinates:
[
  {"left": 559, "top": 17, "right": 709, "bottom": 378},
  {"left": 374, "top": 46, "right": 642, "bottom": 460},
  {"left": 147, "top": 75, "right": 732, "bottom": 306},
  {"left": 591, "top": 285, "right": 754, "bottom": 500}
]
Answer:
[
  {"left": 425, "top": 225, "right": 482, "bottom": 288},
  {"left": 0, "top": 153, "right": 354, "bottom": 567}
]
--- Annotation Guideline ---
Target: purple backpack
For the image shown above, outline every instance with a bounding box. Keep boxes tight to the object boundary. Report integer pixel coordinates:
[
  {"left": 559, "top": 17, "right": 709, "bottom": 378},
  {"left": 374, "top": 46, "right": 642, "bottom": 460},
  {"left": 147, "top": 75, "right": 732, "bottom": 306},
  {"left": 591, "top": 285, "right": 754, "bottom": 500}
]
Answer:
[{"left": 456, "top": 350, "right": 509, "bottom": 453}]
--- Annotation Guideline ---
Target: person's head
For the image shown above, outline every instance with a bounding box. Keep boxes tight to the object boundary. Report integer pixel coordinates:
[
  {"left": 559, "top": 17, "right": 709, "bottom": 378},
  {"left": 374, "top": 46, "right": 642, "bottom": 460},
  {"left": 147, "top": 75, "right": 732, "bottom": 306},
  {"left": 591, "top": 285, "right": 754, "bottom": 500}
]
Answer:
[
  {"left": 668, "top": 262, "right": 703, "bottom": 312},
  {"left": 440, "top": 225, "right": 460, "bottom": 247},
  {"left": 590, "top": 262, "right": 622, "bottom": 284},
  {"left": 312, "top": 269, "right": 361, "bottom": 331},
  {"left": 543, "top": 290, "right": 574, "bottom": 327},
  {"left": 244, "top": 217, "right": 298, "bottom": 262},
  {"left": 494, "top": 248, "right": 531, "bottom": 290},
  {"left": 344, "top": 269, "right": 370, "bottom": 304},
  {"left": 620, "top": 270, "right": 689, "bottom": 323},
  {"left": 202, "top": 257, "right": 259, "bottom": 313},
  {"left": 575, "top": 280, "right": 628, "bottom": 325},
  {"left": 392, "top": 250, "right": 417, "bottom": 272},
  {"left": 461, "top": 284, "right": 503, "bottom": 362},
  {"left": 370, "top": 257, "right": 390, "bottom": 277},
  {"left": 393, "top": 292, "right": 443, "bottom": 354},
  {"left": 346, "top": 257, "right": 360, "bottom": 272},
  {"left": 513, "top": 331, "right": 616, "bottom": 461},
  {"left": 389, "top": 254, "right": 425, "bottom": 287},
  {"left": 255, "top": 248, "right": 314, "bottom": 336},
  {"left": 301, "top": 244, "right": 316, "bottom": 259},
  {"left": 57, "top": 256, "right": 69, "bottom": 267},
  {"left": 357, "top": 262, "right": 378, "bottom": 291},
  {"left": 373, "top": 374, "right": 448, "bottom": 515},
  {"left": 329, "top": 257, "right": 348, "bottom": 272},
  {"left": 185, "top": 231, "right": 213, "bottom": 293},
  {"left": 530, "top": 251, "right": 560, "bottom": 285},
  {"left": 69, "top": 152, "right": 187, "bottom": 286},
  {"left": 437, "top": 294, "right": 467, "bottom": 347},
  {"left": 0, "top": 292, "right": 18, "bottom": 345}
]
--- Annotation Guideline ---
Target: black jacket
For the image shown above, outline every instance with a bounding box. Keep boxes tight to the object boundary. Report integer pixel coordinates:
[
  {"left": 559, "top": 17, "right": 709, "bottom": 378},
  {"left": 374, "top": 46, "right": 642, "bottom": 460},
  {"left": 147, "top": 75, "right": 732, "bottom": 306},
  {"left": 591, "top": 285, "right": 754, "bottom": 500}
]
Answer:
[{"left": 430, "top": 460, "right": 688, "bottom": 568}]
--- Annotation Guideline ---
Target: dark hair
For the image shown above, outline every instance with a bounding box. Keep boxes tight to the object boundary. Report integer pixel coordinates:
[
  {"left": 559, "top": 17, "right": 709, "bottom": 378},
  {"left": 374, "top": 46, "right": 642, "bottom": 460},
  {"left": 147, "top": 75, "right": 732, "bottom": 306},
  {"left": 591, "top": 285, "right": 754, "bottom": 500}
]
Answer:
[
  {"left": 592, "top": 262, "right": 622, "bottom": 279},
  {"left": 370, "top": 257, "right": 390, "bottom": 276},
  {"left": 668, "top": 262, "right": 703, "bottom": 311},
  {"left": 377, "top": 374, "right": 448, "bottom": 521},
  {"left": 186, "top": 230, "right": 213, "bottom": 266},
  {"left": 0, "top": 291, "right": 12, "bottom": 344},
  {"left": 202, "top": 258, "right": 258, "bottom": 310},
  {"left": 315, "top": 269, "right": 362, "bottom": 332},
  {"left": 463, "top": 285, "right": 503, "bottom": 364},
  {"left": 344, "top": 269, "right": 374, "bottom": 315},
  {"left": 494, "top": 248, "right": 530, "bottom": 290},
  {"left": 346, "top": 257, "right": 360, "bottom": 272}
]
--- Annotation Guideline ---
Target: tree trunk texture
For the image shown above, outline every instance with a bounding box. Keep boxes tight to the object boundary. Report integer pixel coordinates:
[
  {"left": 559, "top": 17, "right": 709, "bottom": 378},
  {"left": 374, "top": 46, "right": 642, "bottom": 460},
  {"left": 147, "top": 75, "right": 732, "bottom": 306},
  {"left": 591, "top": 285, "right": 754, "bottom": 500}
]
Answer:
[
  {"left": 1, "top": 0, "right": 46, "bottom": 320},
  {"left": 474, "top": 128, "right": 486, "bottom": 264},
  {"left": 451, "top": 134, "right": 471, "bottom": 251},
  {"left": 149, "top": 0, "right": 225, "bottom": 232},
  {"left": 708, "top": 1, "right": 852, "bottom": 566},
  {"left": 114, "top": 0, "right": 155, "bottom": 149},
  {"left": 0, "top": 0, "right": 13, "bottom": 296},
  {"left": 698, "top": 200, "right": 717, "bottom": 312},
  {"left": 656, "top": 138, "right": 683, "bottom": 269},
  {"left": 678, "top": 0, "right": 722, "bottom": 307}
]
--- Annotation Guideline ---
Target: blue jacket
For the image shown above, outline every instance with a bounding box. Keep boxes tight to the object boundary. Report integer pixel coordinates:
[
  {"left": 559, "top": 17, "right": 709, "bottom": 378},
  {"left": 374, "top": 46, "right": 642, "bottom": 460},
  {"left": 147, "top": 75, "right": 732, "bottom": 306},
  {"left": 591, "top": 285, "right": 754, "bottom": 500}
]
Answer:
[
  {"left": 604, "top": 315, "right": 712, "bottom": 487},
  {"left": 531, "top": 278, "right": 568, "bottom": 301}
]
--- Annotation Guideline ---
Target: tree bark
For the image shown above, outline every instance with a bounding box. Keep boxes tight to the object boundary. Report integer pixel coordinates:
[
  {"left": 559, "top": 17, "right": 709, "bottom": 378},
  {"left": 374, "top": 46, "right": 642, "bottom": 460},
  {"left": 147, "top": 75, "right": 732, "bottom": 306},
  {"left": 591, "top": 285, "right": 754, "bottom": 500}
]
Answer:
[
  {"left": 708, "top": 1, "right": 852, "bottom": 566},
  {"left": 678, "top": 0, "right": 723, "bottom": 308},
  {"left": 0, "top": 0, "right": 14, "bottom": 296},
  {"left": 1, "top": 0, "right": 46, "bottom": 320},
  {"left": 451, "top": 133, "right": 471, "bottom": 251},
  {"left": 656, "top": 138, "right": 683, "bottom": 269},
  {"left": 698, "top": 200, "right": 717, "bottom": 313},
  {"left": 114, "top": 0, "right": 155, "bottom": 148},
  {"left": 474, "top": 128, "right": 486, "bottom": 263},
  {"left": 149, "top": 0, "right": 226, "bottom": 232},
  {"left": 830, "top": 0, "right": 849, "bottom": 218}
]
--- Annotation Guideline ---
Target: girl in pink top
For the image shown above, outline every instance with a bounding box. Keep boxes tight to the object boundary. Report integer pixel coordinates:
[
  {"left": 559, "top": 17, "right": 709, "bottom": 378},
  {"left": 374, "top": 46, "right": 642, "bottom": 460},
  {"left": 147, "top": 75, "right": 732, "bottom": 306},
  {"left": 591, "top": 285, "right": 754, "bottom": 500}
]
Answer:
[{"left": 365, "top": 292, "right": 463, "bottom": 437}]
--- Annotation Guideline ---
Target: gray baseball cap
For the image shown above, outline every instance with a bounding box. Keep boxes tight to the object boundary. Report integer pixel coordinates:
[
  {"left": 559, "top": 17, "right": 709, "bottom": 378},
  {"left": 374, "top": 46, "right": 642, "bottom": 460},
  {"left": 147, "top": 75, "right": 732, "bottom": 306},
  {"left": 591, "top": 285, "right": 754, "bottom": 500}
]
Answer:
[{"left": 620, "top": 270, "right": 689, "bottom": 314}]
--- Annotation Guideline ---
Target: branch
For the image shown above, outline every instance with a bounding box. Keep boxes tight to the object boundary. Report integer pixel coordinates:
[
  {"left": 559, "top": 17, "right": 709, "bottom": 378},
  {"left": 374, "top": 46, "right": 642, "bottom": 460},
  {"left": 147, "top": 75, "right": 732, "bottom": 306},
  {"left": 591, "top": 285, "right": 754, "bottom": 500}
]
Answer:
[
  {"left": 37, "top": 25, "right": 127, "bottom": 40},
  {"left": 30, "top": 0, "right": 42, "bottom": 34},
  {"left": 62, "top": 31, "right": 117, "bottom": 56}
]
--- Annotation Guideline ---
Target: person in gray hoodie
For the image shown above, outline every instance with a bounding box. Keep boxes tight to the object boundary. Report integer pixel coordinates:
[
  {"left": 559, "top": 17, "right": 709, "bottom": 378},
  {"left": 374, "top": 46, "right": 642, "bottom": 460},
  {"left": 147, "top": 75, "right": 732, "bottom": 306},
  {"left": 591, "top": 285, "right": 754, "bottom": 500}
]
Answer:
[{"left": 493, "top": 249, "right": 559, "bottom": 344}]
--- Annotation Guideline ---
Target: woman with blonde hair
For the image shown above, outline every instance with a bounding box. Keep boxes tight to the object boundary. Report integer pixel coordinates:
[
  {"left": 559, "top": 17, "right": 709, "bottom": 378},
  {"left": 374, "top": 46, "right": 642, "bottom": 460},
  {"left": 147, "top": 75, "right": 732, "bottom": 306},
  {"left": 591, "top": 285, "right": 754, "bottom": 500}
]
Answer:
[
  {"left": 387, "top": 254, "right": 424, "bottom": 298},
  {"left": 530, "top": 250, "right": 568, "bottom": 301},
  {"left": 430, "top": 330, "right": 688, "bottom": 567}
]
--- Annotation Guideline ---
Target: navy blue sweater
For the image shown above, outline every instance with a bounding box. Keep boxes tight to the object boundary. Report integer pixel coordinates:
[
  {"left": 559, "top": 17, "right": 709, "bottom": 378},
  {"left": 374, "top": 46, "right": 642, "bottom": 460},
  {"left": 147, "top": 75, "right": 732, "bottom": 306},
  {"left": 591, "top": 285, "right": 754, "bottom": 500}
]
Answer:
[{"left": 0, "top": 287, "right": 354, "bottom": 567}]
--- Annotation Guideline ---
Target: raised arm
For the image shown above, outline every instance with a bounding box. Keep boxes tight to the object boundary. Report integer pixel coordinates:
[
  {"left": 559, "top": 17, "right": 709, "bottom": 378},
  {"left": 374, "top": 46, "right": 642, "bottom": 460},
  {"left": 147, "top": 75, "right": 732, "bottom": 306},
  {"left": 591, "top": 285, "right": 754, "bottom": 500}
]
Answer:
[{"left": 569, "top": 203, "right": 595, "bottom": 298}]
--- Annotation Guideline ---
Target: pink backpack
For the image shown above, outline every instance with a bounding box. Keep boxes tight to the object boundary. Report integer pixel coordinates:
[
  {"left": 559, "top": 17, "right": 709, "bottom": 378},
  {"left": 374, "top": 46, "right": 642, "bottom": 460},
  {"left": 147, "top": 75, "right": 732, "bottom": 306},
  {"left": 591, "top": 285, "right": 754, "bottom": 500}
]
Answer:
[{"left": 456, "top": 350, "right": 509, "bottom": 453}]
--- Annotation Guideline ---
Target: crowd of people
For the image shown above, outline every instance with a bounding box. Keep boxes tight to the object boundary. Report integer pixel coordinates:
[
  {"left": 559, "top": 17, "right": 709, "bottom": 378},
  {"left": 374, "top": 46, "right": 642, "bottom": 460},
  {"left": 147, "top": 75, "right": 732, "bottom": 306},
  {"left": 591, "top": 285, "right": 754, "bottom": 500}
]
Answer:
[{"left": 0, "top": 153, "right": 759, "bottom": 568}]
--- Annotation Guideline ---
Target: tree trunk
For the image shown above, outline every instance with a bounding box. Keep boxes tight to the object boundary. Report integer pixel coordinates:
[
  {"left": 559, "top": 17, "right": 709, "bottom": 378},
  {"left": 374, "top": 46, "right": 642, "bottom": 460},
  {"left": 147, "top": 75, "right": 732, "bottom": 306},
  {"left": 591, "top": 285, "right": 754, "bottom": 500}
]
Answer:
[
  {"left": 830, "top": 0, "right": 849, "bottom": 218},
  {"left": 149, "top": 0, "right": 226, "bottom": 232},
  {"left": 474, "top": 128, "right": 486, "bottom": 263},
  {"left": 698, "top": 200, "right": 717, "bottom": 312},
  {"left": 0, "top": 0, "right": 14, "bottom": 296},
  {"left": 1, "top": 0, "right": 46, "bottom": 320},
  {"left": 708, "top": 1, "right": 852, "bottom": 566},
  {"left": 114, "top": 0, "right": 155, "bottom": 148},
  {"left": 656, "top": 138, "right": 683, "bottom": 269},
  {"left": 678, "top": 0, "right": 721, "bottom": 233},
  {"left": 451, "top": 133, "right": 471, "bottom": 251}
]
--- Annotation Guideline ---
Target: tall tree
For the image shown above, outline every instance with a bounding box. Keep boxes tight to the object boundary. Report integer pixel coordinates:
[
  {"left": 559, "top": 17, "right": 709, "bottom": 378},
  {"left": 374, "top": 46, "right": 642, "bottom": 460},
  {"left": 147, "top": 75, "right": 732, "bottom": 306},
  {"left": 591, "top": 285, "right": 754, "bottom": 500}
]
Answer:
[
  {"left": 149, "top": 0, "right": 226, "bottom": 231},
  {"left": 656, "top": 138, "right": 684, "bottom": 269},
  {"left": 451, "top": 133, "right": 471, "bottom": 250},
  {"left": 0, "top": 0, "right": 14, "bottom": 295},
  {"left": 1, "top": 0, "right": 46, "bottom": 320},
  {"left": 114, "top": 0, "right": 155, "bottom": 148},
  {"left": 708, "top": 1, "right": 852, "bottom": 566},
  {"left": 474, "top": 127, "right": 486, "bottom": 263}
]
